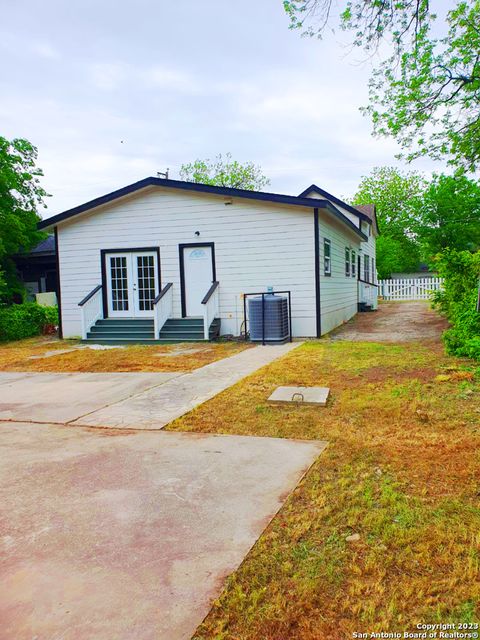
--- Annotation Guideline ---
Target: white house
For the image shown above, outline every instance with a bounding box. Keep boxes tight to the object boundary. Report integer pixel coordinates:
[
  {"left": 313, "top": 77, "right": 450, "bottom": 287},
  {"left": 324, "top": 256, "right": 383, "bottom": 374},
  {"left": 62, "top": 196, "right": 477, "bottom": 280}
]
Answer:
[{"left": 38, "top": 177, "right": 378, "bottom": 343}]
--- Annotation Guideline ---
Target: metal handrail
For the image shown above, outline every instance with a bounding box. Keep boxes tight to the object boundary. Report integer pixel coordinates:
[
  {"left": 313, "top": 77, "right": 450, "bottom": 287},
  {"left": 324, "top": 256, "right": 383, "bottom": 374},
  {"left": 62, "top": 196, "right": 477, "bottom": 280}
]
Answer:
[
  {"left": 153, "top": 282, "right": 173, "bottom": 305},
  {"left": 78, "top": 284, "right": 102, "bottom": 307},
  {"left": 201, "top": 281, "right": 219, "bottom": 305},
  {"left": 79, "top": 285, "right": 103, "bottom": 339},
  {"left": 357, "top": 277, "right": 378, "bottom": 287},
  {"left": 153, "top": 282, "right": 173, "bottom": 338}
]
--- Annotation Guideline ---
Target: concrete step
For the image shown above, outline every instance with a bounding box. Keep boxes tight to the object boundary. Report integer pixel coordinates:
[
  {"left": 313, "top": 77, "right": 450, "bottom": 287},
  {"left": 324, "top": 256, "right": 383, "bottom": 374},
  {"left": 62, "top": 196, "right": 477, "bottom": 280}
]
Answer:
[
  {"left": 86, "top": 317, "right": 220, "bottom": 344},
  {"left": 82, "top": 338, "right": 164, "bottom": 345},
  {"left": 156, "top": 338, "right": 209, "bottom": 344},
  {"left": 357, "top": 303, "right": 373, "bottom": 312},
  {"left": 159, "top": 329, "right": 205, "bottom": 337},
  {"left": 87, "top": 332, "right": 155, "bottom": 340},
  {"left": 90, "top": 325, "right": 154, "bottom": 334},
  {"left": 163, "top": 319, "right": 204, "bottom": 327}
]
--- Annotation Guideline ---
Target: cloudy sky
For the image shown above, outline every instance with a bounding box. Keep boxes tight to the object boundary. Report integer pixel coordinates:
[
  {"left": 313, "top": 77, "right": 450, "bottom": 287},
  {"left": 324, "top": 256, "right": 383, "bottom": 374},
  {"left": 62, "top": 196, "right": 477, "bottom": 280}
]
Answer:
[{"left": 1, "top": 0, "right": 444, "bottom": 217}]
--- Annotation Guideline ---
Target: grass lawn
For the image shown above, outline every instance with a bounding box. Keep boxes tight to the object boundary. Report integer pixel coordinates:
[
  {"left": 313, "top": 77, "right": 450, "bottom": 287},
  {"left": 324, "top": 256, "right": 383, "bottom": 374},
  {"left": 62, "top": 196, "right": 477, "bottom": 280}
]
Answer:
[
  {"left": 0, "top": 336, "right": 250, "bottom": 372},
  {"left": 166, "top": 339, "right": 480, "bottom": 639}
]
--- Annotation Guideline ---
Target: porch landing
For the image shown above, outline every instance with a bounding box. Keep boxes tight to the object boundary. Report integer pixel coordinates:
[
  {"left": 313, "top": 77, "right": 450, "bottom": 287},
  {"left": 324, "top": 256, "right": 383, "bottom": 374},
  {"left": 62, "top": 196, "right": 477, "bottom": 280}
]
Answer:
[{"left": 84, "top": 317, "right": 221, "bottom": 344}]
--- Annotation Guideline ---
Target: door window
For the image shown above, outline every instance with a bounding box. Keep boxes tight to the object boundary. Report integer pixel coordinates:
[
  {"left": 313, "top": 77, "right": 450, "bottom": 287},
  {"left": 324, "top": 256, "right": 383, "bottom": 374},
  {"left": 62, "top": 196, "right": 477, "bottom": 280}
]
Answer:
[
  {"left": 110, "top": 256, "right": 129, "bottom": 312},
  {"left": 136, "top": 255, "right": 156, "bottom": 311}
]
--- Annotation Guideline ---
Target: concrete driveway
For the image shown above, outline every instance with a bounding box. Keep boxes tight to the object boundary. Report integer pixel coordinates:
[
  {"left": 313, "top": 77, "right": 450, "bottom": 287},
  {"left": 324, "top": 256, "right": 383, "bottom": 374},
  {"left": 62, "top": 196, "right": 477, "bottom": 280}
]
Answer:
[
  {"left": 0, "top": 371, "right": 180, "bottom": 423},
  {"left": 0, "top": 422, "right": 326, "bottom": 640},
  {"left": 0, "top": 343, "right": 298, "bottom": 429}
]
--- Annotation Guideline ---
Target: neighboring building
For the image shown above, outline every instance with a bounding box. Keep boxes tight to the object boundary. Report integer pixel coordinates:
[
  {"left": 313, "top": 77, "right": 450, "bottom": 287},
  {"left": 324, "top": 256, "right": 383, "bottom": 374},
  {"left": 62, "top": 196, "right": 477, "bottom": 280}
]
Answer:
[
  {"left": 38, "top": 177, "right": 378, "bottom": 342},
  {"left": 391, "top": 264, "right": 437, "bottom": 279},
  {"left": 13, "top": 235, "right": 58, "bottom": 301}
]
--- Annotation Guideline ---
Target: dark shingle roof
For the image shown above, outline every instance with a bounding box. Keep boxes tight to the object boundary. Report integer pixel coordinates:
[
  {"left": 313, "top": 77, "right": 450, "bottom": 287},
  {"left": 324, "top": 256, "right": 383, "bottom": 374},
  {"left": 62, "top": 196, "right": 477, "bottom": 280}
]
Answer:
[
  {"left": 355, "top": 204, "right": 379, "bottom": 235},
  {"left": 29, "top": 235, "right": 56, "bottom": 254}
]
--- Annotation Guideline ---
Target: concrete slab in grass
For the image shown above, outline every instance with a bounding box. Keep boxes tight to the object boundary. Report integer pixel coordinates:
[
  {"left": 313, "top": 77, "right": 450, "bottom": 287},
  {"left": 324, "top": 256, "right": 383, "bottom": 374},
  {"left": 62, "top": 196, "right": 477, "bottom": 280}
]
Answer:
[
  {"left": 0, "top": 371, "right": 181, "bottom": 423},
  {"left": 0, "top": 421, "right": 327, "bottom": 640},
  {"left": 268, "top": 385, "right": 330, "bottom": 406}
]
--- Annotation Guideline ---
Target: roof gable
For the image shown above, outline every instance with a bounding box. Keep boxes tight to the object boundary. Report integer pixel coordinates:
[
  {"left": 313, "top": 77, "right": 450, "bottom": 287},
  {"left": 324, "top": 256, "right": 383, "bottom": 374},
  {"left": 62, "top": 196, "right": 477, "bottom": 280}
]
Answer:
[{"left": 299, "top": 184, "right": 372, "bottom": 224}]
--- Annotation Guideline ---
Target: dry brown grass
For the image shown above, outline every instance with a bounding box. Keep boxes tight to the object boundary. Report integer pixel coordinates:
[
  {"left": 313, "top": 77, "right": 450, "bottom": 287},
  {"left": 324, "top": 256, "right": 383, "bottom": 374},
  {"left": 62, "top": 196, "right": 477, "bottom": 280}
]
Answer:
[
  {"left": 165, "top": 339, "right": 480, "bottom": 638},
  {"left": 0, "top": 336, "right": 250, "bottom": 372}
]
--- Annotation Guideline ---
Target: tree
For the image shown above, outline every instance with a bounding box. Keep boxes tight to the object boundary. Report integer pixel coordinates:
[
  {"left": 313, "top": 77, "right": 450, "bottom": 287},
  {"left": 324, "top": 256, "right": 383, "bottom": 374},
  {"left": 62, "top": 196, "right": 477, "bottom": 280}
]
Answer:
[
  {"left": 415, "top": 173, "right": 480, "bottom": 257},
  {"left": 374, "top": 235, "right": 421, "bottom": 279},
  {"left": 179, "top": 153, "right": 270, "bottom": 190},
  {"left": 351, "top": 167, "right": 425, "bottom": 277},
  {"left": 0, "top": 136, "right": 48, "bottom": 301},
  {"left": 284, "top": 0, "right": 480, "bottom": 172}
]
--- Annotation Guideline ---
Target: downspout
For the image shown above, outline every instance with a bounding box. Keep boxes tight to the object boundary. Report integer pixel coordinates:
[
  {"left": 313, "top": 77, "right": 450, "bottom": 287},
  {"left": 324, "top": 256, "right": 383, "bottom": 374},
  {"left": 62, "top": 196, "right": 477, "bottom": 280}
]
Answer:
[
  {"left": 314, "top": 208, "right": 322, "bottom": 337},
  {"left": 54, "top": 226, "right": 63, "bottom": 339}
]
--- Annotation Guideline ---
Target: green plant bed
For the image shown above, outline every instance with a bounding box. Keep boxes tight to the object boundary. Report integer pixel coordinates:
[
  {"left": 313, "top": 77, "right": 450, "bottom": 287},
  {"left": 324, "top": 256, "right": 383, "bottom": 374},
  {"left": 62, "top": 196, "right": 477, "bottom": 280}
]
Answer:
[
  {"left": 432, "top": 250, "right": 480, "bottom": 360},
  {"left": 0, "top": 303, "right": 58, "bottom": 342}
]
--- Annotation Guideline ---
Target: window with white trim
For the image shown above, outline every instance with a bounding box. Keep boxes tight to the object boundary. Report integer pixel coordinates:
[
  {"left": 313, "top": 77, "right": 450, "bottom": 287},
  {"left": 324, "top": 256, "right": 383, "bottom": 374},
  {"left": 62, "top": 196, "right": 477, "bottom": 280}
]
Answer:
[
  {"left": 324, "top": 239, "right": 331, "bottom": 276},
  {"left": 345, "top": 248, "right": 351, "bottom": 277},
  {"left": 364, "top": 254, "right": 370, "bottom": 282},
  {"left": 372, "top": 258, "right": 376, "bottom": 283},
  {"left": 351, "top": 250, "right": 356, "bottom": 277}
]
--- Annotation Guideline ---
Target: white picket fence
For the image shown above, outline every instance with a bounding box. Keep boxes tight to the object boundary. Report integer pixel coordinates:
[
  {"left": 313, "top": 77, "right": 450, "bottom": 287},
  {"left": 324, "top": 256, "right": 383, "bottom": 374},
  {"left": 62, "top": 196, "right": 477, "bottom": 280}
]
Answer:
[{"left": 379, "top": 277, "right": 444, "bottom": 301}]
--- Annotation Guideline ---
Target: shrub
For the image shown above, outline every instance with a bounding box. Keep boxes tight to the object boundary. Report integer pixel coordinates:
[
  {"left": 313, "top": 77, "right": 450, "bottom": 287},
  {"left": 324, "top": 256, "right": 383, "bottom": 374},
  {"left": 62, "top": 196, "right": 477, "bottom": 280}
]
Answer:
[
  {"left": 0, "top": 303, "right": 58, "bottom": 342},
  {"left": 432, "top": 250, "right": 480, "bottom": 360}
]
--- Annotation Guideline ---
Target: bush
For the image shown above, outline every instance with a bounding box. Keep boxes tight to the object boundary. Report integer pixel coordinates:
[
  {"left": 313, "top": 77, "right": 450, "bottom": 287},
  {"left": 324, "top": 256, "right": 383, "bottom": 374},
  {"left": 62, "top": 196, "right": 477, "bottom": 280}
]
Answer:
[
  {"left": 432, "top": 250, "right": 480, "bottom": 360},
  {"left": 0, "top": 303, "right": 58, "bottom": 342}
]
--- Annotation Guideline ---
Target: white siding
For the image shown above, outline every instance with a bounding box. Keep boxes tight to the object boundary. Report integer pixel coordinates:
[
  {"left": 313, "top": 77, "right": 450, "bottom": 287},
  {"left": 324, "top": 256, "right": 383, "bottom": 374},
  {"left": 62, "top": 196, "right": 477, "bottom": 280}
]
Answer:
[
  {"left": 360, "top": 224, "right": 377, "bottom": 282},
  {"left": 57, "top": 187, "right": 317, "bottom": 338},
  {"left": 318, "top": 212, "right": 362, "bottom": 335},
  {"left": 302, "top": 189, "right": 361, "bottom": 228}
]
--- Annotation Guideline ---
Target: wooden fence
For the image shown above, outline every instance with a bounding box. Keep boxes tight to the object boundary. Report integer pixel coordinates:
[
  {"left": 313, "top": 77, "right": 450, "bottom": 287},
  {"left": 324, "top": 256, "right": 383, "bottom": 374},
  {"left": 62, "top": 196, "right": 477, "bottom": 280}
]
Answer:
[{"left": 379, "top": 277, "right": 444, "bottom": 301}]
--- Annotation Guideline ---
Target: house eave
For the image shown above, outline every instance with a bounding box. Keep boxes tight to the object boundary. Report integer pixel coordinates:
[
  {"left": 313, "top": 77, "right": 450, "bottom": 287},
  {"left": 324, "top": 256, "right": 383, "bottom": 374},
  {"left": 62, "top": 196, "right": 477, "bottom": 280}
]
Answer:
[{"left": 299, "top": 184, "right": 372, "bottom": 225}]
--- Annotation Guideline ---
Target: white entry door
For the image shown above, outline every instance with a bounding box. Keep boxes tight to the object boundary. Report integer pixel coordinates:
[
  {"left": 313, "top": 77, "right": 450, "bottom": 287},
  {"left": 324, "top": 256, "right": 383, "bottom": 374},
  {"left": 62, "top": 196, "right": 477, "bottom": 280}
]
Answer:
[
  {"left": 182, "top": 245, "right": 214, "bottom": 316},
  {"left": 106, "top": 251, "right": 159, "bottom": 317}
]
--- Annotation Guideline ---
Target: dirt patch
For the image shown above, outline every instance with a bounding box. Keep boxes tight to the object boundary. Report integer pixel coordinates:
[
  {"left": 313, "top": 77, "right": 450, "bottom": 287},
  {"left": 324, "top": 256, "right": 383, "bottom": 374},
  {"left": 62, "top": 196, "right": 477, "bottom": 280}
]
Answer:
[
  {"left": 331, "top": 301, "right": 449, "bottom": 343},
  {"left": 360, "top": 366, "right": 438, "bottom": 384},
  {"left": 0, "top": 337, "right": 250, "bottom": 373}
]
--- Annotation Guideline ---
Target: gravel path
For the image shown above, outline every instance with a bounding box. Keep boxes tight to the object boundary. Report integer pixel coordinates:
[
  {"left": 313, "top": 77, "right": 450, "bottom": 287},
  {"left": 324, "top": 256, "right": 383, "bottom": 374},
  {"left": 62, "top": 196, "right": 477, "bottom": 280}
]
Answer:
[{"left": 331, "top": 301, "right": 448, "bottom": 343}]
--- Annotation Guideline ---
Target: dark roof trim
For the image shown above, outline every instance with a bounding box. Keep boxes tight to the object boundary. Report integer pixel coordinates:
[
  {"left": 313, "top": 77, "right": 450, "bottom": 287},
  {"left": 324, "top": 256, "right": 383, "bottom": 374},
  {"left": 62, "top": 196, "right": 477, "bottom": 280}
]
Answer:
[
  {"left": 320, "top": 202, "right": 367, "bottom": 240},
  {"left": 299, "top": 184, "right": 372, "bottom": 224},
  {"left": 38, "top": 176, "right": 366, "bottom": 240}
]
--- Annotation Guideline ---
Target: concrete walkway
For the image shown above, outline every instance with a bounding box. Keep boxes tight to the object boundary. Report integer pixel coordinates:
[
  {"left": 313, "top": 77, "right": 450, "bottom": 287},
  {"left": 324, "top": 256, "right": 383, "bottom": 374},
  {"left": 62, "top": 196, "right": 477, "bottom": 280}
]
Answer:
[
  {"left": 74, "top": 342, "right": 299, "bottom": 429},
  {"left": 0, "top": 342, "right": 300, "bottom": 429}
]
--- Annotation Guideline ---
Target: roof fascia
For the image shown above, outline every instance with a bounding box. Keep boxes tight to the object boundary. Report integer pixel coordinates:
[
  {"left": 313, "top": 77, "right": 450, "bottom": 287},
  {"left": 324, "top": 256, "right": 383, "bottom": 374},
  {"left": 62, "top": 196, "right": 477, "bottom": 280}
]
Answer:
[{"left": 38, "top": 177, "right": 366, "bottom": 240}]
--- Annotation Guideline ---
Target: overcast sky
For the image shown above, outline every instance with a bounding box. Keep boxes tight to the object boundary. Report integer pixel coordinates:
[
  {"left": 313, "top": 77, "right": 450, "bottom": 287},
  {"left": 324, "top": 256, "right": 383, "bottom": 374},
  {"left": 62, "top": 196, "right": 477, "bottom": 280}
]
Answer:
[{"left": 1, "top": 0, "right": 445, "bottom": 217}]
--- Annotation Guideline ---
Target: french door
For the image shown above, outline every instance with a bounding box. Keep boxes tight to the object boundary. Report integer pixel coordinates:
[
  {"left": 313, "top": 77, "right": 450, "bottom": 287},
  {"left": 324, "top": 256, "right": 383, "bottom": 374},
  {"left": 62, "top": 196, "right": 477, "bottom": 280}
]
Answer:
[{"left": 105, "top": 251, "right": 159, "bottom": 317}]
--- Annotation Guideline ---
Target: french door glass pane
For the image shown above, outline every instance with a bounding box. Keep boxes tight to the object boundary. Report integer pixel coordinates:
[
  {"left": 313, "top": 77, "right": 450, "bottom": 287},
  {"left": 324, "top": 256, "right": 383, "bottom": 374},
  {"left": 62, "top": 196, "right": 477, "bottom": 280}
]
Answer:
[
  {"left": 137, "top": 255, "right": 155, "bottom": 311},
  {"left": 110, "top": 256, "right": 129, "bottom": 311}
]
